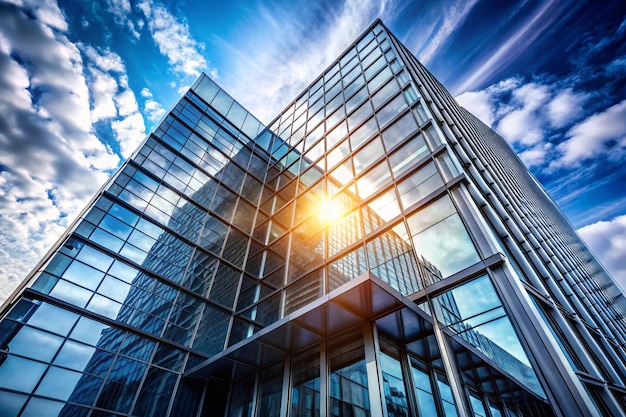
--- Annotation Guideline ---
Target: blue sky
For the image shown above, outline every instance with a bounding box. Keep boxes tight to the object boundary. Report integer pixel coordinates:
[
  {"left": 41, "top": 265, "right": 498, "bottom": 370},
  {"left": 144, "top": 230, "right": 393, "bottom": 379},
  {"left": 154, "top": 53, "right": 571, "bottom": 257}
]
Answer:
[{"left": 0, "top": 0, "right": 625, "bottom": 301}]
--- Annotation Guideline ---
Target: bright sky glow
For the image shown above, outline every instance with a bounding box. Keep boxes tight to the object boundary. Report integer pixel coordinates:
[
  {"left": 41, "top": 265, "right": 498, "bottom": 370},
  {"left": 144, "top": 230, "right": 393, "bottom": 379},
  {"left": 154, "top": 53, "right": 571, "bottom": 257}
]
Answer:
[
  {"left": 0, "top": 0, "right": 625, "bottom": 302},
  {"left": 318, "top": 196, "right": 347, "bottom": 226}
]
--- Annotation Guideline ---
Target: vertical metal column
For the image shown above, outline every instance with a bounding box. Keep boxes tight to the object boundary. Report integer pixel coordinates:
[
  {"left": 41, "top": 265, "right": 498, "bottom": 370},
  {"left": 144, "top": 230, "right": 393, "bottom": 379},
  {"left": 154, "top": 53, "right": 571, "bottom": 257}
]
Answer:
[
  {"left": 490, "top": 265, "right": 601, "bottom": 417},
  {"left": 363, "top": 322, "right": 386, "bottom": 417},
  {"left": 428, "top": 300, "right": 470, "bottom": 417},
  {"left": 279, "top": 356, "right": 291, "bottom": 417},
  {"left": 320, "top": 341, "right": 328, "bottom": 417}
]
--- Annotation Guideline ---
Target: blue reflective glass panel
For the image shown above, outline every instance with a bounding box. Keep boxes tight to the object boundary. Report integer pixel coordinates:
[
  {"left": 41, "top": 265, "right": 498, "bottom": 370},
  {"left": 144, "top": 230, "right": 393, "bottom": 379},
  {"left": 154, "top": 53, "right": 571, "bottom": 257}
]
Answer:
[
  {"left": 0, "top": 390, "right": 28, "bottom": 417},
  {"left": 9, "top": 326, "right": 63, "bottom": 362},
  {"left": 0, "top": 355, "right": 47, "bottom": 392},
  {"left": 36, "top": 366, "right": 83, "bottom": 400}
]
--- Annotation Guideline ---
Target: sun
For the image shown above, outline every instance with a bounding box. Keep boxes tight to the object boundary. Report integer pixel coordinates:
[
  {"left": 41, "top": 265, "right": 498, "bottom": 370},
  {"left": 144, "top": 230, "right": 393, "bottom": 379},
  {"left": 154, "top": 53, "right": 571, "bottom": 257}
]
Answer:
[{"left": 317, "top": 196, "right": 345, "bottom": 225}]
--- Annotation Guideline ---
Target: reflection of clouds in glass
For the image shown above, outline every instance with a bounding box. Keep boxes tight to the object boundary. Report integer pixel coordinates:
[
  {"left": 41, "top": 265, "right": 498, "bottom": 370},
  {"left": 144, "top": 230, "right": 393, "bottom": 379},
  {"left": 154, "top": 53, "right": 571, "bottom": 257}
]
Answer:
[
  {"left": 448, "top": 275, "right": 498, "bottom": 319},
  {"left": 407, "top": 196, "right": 455, "bottom": 235},
  {"left": 412, "top": 214, "right": 480, "bottom": 277},
  {"left": 88, "top": 295, "right": 122, "bottom": 319},
  {"left": 434, "top": 275, "right": 540, "bottom": 394},
  {"left": 367, "top": 189, "right": 401, "bottom": 222},
  {"left": 475, "top": 318, "right": 530, "bottom": 366},
  {"left": 329, "top": 159, "right": 353, "bottom": 185}
]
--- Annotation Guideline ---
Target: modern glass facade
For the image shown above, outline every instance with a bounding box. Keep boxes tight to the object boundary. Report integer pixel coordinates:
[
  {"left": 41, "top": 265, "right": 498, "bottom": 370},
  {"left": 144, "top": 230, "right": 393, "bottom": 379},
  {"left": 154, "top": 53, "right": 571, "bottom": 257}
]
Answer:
[{"left": 1, "top": 20, "right": 626, "bottom": 417}]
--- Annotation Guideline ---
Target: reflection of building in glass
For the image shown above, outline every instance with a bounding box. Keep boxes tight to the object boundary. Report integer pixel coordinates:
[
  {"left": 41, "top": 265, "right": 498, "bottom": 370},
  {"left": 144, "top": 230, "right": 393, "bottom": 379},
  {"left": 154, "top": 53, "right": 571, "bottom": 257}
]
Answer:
[{"left": 1, "top": 19, "right": 626, "bottom": 417}]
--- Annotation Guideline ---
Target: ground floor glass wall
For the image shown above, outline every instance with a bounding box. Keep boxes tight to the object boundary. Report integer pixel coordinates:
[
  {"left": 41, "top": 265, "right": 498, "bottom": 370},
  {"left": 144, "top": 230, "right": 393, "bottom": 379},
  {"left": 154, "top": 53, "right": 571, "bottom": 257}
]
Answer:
[{"left": 221, "top": 317, "right": 554, "bottom": 417}]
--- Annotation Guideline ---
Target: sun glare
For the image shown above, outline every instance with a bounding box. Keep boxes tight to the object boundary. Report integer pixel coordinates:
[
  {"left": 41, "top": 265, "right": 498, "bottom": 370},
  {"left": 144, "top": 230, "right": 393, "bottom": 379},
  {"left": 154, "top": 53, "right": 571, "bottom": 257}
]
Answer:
[{"left": 317, "top": 197, "right": 345, "bottom": 225}]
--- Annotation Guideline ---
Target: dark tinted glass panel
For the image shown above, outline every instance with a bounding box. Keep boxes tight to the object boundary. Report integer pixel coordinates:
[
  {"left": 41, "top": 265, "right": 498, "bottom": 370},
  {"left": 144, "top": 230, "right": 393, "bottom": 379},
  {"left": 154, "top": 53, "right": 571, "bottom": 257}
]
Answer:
[
  {"left": 329, "top": 333, "right": 370, "bottom": 417},
  {"left": 380, "top": 352, "right": 409, "bottom": 417},
  {"left": 291, "top": 347, "right": 321, "bottom": 417}
]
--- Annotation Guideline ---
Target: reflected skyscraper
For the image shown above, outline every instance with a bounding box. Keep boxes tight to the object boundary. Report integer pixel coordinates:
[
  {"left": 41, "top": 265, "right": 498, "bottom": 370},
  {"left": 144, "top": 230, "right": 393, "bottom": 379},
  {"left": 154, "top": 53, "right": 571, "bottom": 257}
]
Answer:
[{"left": 1, "top": 20, "right": 626, "bottom": 417}]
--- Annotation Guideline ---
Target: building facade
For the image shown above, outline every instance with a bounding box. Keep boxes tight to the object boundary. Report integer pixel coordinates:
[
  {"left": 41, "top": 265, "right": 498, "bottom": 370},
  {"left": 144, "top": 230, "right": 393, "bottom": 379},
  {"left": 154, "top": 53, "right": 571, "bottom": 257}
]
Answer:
[{"left": 1, "top": 20, "right": 626, "bottom": 417}]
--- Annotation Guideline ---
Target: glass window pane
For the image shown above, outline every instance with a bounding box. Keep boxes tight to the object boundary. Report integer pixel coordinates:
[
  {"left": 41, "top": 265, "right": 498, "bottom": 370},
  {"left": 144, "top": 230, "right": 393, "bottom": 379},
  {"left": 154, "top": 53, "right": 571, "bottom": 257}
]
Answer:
[
  {"left": 63, "top": 261, "right": 105, "bottom": 290},
  {"left": 291, "top": 347, "right": 320, "bottom": 417},
  {"left": 397, "top": 162, "right": 444, "bottom": 209},
  {"left": 350, "top": 117, "right": 378, "bottom": 151},
  {"left": 87, "top": 294, "right": 123, "bottom": 319},
  {"left": 406, "top": 196, "right": 456, "bottom": 236},
  {"left": 381, "top": 112, "right": 418, "bottom": 151},
  {"left": 50, "top": 279, "right": 93, "bottom": 307},
  {"left": 411, "top": 214, "right": 480, "bottom": 277},
  {"left": 21, "top": 397, "right": 65, "bottom": 417},
  {"left": 376, "top": 94, "right": 407, "bottom": 128},
  {"left": 326, "top": 121, "right": 347, "bottom": 150},
  {"left": 97, "top": 276, "right": 132, "bottom": 301},
  {"left": 329, "top": 158, "right": 354, "bottom": 187},
  {"left": 76, "top": 245, "right": 114, "bottom": 272},
  {"left": 328, "top": 209, "right": 362, "bottom": 257},
  {"left": 285, "top": 272, "right": 324, "bottom": 315},
  {"left": 0, "top": 355, "right": 47, "bottom": 392},
  {"left": 403, "top": 86, "right": 420, "bottom": 105},
  {"left": 469, "top": 392, "right": 486, "bottom": 417},
  {"left": 327, "top": 138, "right": 350, "bottom": 170},
  {"left": 109, "top": 260, "right": 139, "bottom": 283},
  {"left": 257, "top": 364, "right": 283, "bottom": 417},
  {"left": 367, "top": 232, "right": 421, "bottom": 295},
  {"left": 368, "top": 67, "right": 393, "bottom": 91},
  {"left": 437, "top": 377, "right": 459, "bottom": 417},
  {"left": 423, "top": 125, "right": 444, "bottom": 148},
  {"left": 352, "top": 137, "right": 384, "bottom": 176},
  {"left": 433, "top": 276, "right": 544, "bottom": 396},
  {"left": 411, "top": 368, "right": 437, "bottom": 416},
  {"left": 70, "top": 317, "right": 109, "bottom": 346},
  {"left": 388, "top": 134, "right": 429, "bottom": 178},
  {"left": 372, "top": 80, "right": 399, "bottom": 110},
  {"left": 489, "top": 403, "right": 503, "bottom": 417},
  {"left": 435, "top": 151, "right": 462, "bottom": 182},
  {"left": 357, "top": 162, "right": 391, "bottom": 199},
  {"left": 347, "top": 102, "right": 374, "bottom": 131},
  {"left": 0, "top": 390, "right": 28, "bottom": 417},
  {"left": 36, "top": 366, "right": 83, "bottom": 400},
  {"left": 328, "top": 246, "right": 367, "bottom": 291},
  {"left": 54, "top": 340, "right": 96, "bottom": 371},
  {"left": 413, "top": 103, "right": 429, "bottom": 125},
  {"left": 329, "top": 333, "right": 370, "bottom": 416},
  {"left": 27, "top": 303, "right": 78, "bottom": 336},
  {"left": 380, "top": 352, "right": 409, "bottom": 416},
  {"left": 9, "top": 326, "right": 63, "bottom": 362},
  {"left": 364, "top": 188, "right": 401, "bottom": 225}
]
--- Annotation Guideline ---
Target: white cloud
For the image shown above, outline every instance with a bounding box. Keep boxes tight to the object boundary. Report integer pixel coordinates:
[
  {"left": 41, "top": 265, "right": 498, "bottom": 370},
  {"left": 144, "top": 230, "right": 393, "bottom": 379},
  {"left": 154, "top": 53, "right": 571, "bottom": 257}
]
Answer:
[
  {"left": 0, "top": 45, "right": 110, "bottom": 302},
  {"left": 5, "top": 0, "right": 68, "bottom": 31},
  {"left": 519, "top": 142, "right": 553, "bottom": 168},
  {"left": 0, "top": 2, "right": 154, "bottom": 302},
  {"left": 82, "top": 45, "right": 147, "bottom": 158},
  {"left": 456, "top": 89, "right": 495, "bottom": 126},
  {"left": 88, "top": 67, "right": 119, "bottom": 121},
  {"left": 138, "top": 0, "right": 210, "bottom": 78},
  {"left": 456, "top": 77, "right": 599, "bottom": 172},
  {"left": 141, "top": 87, "right": 166, "bottom": 123},
  {"left": 217, "top": 0, "right": 394, "bottom": 123},
  {"left": 456, "top": 77, "right": 524, "bottom": 127},
  {"left": 115, "top": 88, "right": 140, "bottom": 117},
  {"left": 547, "top": 88, "right": 587, "bottom": 129},
  {"left": 497, "top": 83, "right": 550, "bottom": 146},
  {"left": 455, "top": 0, "right": 566, "bottom": 94},
  {"left": 554, "top": 100, "right": 626, "bottom": 168},
  {"left": 83, "top": 44, "right": 125, "bottom": 73},
  {"left": 111, "top": 112, "right": 146, "bottom": 157},
  {"left": 417, "top": 0, "right": 479, "bottom": 64},
  {"left": 105, "top": 0, "right": 141, "bottom": 39},
  {"left": 578, "top": 215, "right": 626, "bottom": 292}
]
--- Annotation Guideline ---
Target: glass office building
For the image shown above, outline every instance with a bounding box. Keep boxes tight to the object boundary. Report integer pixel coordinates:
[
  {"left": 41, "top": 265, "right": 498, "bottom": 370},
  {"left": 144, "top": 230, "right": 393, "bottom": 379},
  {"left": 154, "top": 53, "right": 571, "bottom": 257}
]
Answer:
[{"left": 1, "top": 20, "right": 626, "bottom": 417}]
